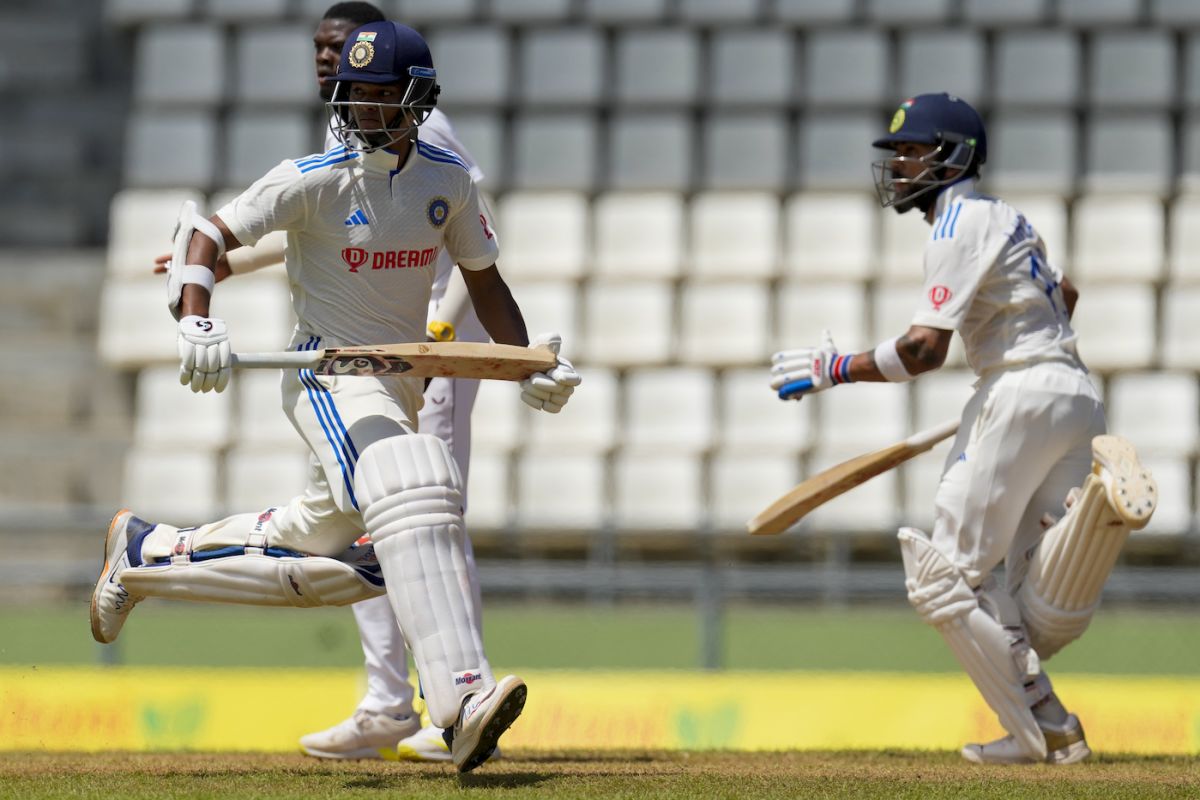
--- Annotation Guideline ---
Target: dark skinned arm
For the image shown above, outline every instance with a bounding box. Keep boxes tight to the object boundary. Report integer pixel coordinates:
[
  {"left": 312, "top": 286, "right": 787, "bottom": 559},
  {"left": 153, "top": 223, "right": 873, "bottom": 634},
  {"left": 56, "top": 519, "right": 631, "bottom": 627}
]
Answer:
[
  {"left": 458, "top": 264, "right": 529, "bottom": 347},
  {"left": 1060, "top": 276, "right": 1079, "bottom": 320},
  {"left": 179, "top": 215, "right": 243, "bottom": 319}
]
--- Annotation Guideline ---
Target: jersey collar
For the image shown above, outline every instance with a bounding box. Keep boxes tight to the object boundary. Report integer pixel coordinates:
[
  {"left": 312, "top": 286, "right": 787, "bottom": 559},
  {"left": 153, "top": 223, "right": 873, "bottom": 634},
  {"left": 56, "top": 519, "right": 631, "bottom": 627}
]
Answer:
[{"left": 934, "top": 177, "right": 978, "bottom": 217}]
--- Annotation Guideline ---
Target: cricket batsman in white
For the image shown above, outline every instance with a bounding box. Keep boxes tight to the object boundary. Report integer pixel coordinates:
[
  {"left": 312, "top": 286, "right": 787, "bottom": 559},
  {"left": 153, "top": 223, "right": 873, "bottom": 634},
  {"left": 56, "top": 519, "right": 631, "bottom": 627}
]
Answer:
[
  {"left": 769, "top": 92, "right": 1157, "bottom": 764},
  {"left": 91, "top": 20, "right": 580, "bottom": 774}
]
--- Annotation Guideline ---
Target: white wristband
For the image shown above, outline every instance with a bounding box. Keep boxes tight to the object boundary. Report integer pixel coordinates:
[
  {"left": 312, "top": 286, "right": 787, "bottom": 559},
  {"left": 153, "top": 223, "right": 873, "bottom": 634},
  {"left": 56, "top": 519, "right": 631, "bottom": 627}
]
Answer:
[
  {"left": 181, "top": 264, "right": 215, "bottom": 293},
  {"left": 874, "top": 336, "right": 915, "bottom": 382},
  {"left": 192, "top": 214, "right": 227, "bottom": 258}
]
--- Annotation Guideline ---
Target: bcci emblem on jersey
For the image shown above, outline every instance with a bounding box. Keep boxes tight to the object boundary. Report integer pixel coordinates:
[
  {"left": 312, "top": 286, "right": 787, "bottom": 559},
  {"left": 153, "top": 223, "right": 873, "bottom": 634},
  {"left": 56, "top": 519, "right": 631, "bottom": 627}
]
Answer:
[{"left": 427, "top": 197, "right": 450, "bottom": 228}]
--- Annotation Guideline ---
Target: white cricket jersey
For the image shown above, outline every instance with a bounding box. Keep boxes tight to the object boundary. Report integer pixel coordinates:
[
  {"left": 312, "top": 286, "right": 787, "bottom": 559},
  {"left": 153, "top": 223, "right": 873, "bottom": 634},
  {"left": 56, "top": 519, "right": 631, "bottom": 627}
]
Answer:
[
  {"left": 216, "top": 138, "right": 499, "bottom": 349},
  {"left": 911, "top": 179, "right": 1081, "bottom": 376}
]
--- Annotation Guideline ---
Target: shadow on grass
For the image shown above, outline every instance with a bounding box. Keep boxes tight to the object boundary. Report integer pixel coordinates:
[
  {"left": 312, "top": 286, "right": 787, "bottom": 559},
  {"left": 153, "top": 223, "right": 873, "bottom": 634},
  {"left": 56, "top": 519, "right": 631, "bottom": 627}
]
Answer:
[{"left": 343, "top": 772, "right": 553, "bottom": 791}]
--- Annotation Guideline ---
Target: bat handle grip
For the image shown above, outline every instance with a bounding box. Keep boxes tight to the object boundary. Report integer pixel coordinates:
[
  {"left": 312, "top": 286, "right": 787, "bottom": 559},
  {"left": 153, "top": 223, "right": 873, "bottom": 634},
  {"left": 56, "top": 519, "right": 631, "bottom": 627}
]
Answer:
[
  {"left": 231, "top": 350, "right": 324, "bottom": 370},
  {"left": 778, "top": 378, "right": 813, "bottom": 400}
]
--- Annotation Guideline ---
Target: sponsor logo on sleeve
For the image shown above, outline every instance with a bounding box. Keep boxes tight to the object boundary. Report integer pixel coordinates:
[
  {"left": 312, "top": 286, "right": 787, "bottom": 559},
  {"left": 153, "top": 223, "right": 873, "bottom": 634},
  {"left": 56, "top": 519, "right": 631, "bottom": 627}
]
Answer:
[{"left": 929, "top": 285, "right": 952, "bottom": 311}]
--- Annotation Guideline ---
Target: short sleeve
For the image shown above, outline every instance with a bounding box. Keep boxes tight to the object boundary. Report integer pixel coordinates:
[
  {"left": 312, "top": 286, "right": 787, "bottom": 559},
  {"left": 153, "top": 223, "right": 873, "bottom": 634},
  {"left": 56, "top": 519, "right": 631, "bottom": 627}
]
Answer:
[
  {"left": 215, "top": 160, "right": 310, "bottom": 248},
  {"left": 443, "top": 180, "right": 500, "bottom": 270},
  {"left": 911, "top": 202, "right": 987, "bottom": 331}
]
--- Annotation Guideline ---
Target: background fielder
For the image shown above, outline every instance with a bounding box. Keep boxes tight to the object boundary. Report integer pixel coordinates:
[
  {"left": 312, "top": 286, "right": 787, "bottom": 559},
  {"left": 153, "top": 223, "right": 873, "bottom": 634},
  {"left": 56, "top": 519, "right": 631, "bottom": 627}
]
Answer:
[{"left": 770, "top": 93, "right": 1157, "bottom": 765}]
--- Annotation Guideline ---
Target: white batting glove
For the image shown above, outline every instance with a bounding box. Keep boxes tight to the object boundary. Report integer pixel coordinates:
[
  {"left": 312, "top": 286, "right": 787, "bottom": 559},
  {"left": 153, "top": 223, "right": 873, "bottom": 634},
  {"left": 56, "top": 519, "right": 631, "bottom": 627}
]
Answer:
[
  {"left": 178, "top": 315, "right": 232, "bottom": 393},
  {"left": 769, "top": 330, "right": 850, "bottom": 401},
  {"left": 520, "top": 332, "right": 581, "bottom": 413}
]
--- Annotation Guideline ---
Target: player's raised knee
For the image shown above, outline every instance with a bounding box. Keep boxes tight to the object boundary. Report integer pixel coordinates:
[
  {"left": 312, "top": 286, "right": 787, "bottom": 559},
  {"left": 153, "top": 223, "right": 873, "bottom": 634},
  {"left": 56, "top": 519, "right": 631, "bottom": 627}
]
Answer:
[{"left": 354, "top": 434, "right": 464, "bottom": 540}]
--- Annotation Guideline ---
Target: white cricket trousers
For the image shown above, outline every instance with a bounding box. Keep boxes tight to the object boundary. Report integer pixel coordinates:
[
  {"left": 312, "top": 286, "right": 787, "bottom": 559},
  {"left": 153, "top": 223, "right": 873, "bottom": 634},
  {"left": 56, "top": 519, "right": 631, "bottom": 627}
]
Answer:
[{"left": 930, "top": 361, "right": 1106, "bottom": 591}]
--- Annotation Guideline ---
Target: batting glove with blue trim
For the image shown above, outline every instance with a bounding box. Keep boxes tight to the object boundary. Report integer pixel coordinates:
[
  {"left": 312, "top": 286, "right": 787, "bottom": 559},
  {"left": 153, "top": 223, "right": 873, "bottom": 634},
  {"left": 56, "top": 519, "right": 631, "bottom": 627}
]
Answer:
[{"left": 769, "top": 330, "right": 851, "bottom": 401}]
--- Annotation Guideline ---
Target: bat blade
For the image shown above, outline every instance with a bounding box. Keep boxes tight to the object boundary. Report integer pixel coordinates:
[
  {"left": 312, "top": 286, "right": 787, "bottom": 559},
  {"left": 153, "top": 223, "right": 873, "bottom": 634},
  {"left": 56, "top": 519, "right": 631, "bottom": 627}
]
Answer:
[
  {"left": 232, "top": 342, "right": 557, "bottom": 381},
  {"left": 747, "top": 418, "right": 960, "bottom": 536}
]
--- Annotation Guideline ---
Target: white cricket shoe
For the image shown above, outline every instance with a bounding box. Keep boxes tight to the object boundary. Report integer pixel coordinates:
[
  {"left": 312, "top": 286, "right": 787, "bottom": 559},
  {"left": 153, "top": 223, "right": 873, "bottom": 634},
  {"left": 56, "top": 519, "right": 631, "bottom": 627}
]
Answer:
[
  {"left": 300, "top": 710, "right": 420, "bottom": 760},
  {"left": 961, "top": 714, "right": 1091, "bottom": 765},
  {"left": 90, "top": 509, "right": 151, "bottom": 644},
  {"left": 395, "top": 724, "right": 452, "bottom": 762},
  {"left": 451, "top": 674, "right": 526, "bottom": 773}
]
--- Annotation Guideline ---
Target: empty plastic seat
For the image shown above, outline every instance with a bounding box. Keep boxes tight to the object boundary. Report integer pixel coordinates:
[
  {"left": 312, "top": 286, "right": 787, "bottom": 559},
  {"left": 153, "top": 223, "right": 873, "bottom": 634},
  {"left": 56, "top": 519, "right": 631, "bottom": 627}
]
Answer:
[
  {"left": 614, "top": 29, "right": 699, "bottom": 106},
  {"left": 783, "top": 192, "right": 876, "bottom": 282},
  {"left": 446, "top": 112, "right": 502, "bottom": 188},
  {"left": 993, "top": 32, "right": 1080, "bottom": 108},
  {"left": 427, "top": 28, "right": 510, "bottom": 106},
  {"left": 463, "top": 450, "right": 511, "bottom": 530},
  {"left": 497, "top": 192, "right": 589, "bottom": 281},
  {"left": 124, "top": 449, "right": 220, "bottom": 524},
  {"left": 107, "top": 189, "right": 205, "bottom": 278},
  {"left": 224, "top": 110, "right": 311, "bottom": 187},
  {"left": 124, "top": 111, "right": 217, "bottom": 189},
  {"left": 511, "top": 113, "right": 597, "bottom": 191},
  {"left": 1108, "top": 372, "right": 1199, "bottom": 457},
  {"left": 608, "top": 112, "right": 693, "bottom": 191},
  {"left": 805, "top": 445, "right": 900, "bottom": 532},
  {"left": 702, "top": 113, "right": 789, "bottom": 191},
  {"left": 134, "top": 365, "right": 233, "bottom": 449},
  {"left": 771, "top": 0, "right": 856, "bottom": 24},
  {"left": 913, "top": 370, "right": 975, "bottom": 430},
  {"left": 525, "top": 367, "right": 617, "bottom": 453},
  {"left": 508, "top": 281, "right": 580, "bottom": 351},
  {"left": 395, "top": 0, "right": 477, "bottom": 21},
  {"left": 798, "top": 113, "right": 880, "bottom": 191},
  {"left": 581, "top": 281, "right": 673, "bottom": 366},
  {"left": 678, "top": 0, "right": 762, "bottom": 23},
  {"left": 1182, "top": 116, "right": 1200, "bottom": 192},
  {"left": 720, "top": 367, "right": 813, "bottom": 454},
  {"left": 234, "top": 26, "right": 313, "bottom": 106},
  {"left": 1058, "top": 0, "right": 1142, "bottom": 26},
  {"left": 611, "top": 454, "right": 705, "bottom": 531},
  {"left": 514, "top": 451, "right": 607, "bottom": 530},
  {"left": 205, "top": 0, "right": 287, "bottom": 19},
  {"left": 236, "top": 369, "right": 295, "bottom": 447},
  {"left": 897, "top": 30, "right": 985, "bottom": 106},
  {"left": 624, "top": 368, "right": 716, "bottom": 453},
  {"left": 489, "top": 0, "right": 572, "bottom": 21},
  {"left": 867, "top": 0, "right": 953, "bottom": 24},
  {"left": 812, "top": 382, "right": 908, "bottom": 453},
  {"left": 775, "top": 282, "right": 869, "bottom": 353},
  {"left": 1089, "top": 32, "right": 1175, "bottom": 109},
  {"left": 225, "top": 447, "right": 309, "bottom": 511},
  {"left": 106, "top": 0, "right": 193, "bottom": 24},
  {"left": 593, "top": 192, "right": 685, "bottom": 279},
  {"left": 1142, "top": 457, "right": 1192, "bottom": 535},
  {"left": 470, "top": 378, "right": 526, "bottom": 454},
  {"left": 584, "top": 0, "right": 669, "bottom": 22},
  {"left": 873, "top": 282, "right": 927, "bottom": 343},
  {"left": 709, "top": 452, "right": 801, "bottom": 531},
  {"left": 1184, "top": 35, "right": 1200, "bottom": 109},
  {"left": 710, "top": 29, "right": 795, "bottom": 106},
  {"left": 1004, "top": 194, "right": 1069, "bottom": 266},
  {"left": 519, "top": 28, "right": 605, "bottom": 106},
  {"left": 987, "top": 113, "right": 1077, "bottom": 196},
  {"left": 1070, "top": 284, "right": 1157, "bottom": 370},
  {"left": 879, "top": 208, "right": 930, "bottom": 283},
  {"left": 98, "top": 279, "right": 181, "bottom": 367},
  {"left": 1071, "top": 195, "right": 1165, "bottom": 283},
  {"left": 962, "top": 0, "right": 1047, "bottom": 25},
  {"left": 135, "top": 24, "right": 224, "bottom": 106},
  {"left": 1084, "top": 115, "right": 1172, "bottom": 196},
  {"left": 678, "top": 282, "right": 771, "bottom": 366},
  {"left": 805, "top": 30, "right": 890, "bottom": 107},
  {"left": 689, "top": 192, "right": 781, "bottom": 280},
  {"left": 1168, "top": 194, "right": 1200, "bottom": 281},
  {"left": 216, "top": 274, "right": 296, "bottom": 353},
  {"left": 1153, "top": 0, "right": 1200, "bottom": 25}
]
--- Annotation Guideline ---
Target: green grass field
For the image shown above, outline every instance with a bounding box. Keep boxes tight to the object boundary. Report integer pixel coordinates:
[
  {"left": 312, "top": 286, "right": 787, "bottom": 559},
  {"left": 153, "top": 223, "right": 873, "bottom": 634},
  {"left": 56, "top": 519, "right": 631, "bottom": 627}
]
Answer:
[{"left": 3, "top": 602, "right": 1198, "bottom": 674}]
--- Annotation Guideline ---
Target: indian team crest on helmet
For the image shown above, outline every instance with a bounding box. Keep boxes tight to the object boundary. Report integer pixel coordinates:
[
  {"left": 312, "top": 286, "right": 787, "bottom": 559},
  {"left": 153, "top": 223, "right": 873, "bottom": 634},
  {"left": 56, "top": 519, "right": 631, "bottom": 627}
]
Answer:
[
  {"left": 349, "top": 31, "right": 376, "bottom": 68},
  {"left": 890, "top": 98, "right": 915, "bottom": 134},
  {"left": 427, "top": 197, "right": 450, "bottom": 228}
]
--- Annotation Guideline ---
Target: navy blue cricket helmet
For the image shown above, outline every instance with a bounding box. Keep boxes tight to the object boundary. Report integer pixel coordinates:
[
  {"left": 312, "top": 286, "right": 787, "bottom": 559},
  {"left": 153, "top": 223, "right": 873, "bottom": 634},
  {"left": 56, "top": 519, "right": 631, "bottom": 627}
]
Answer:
[{"left": 871, "top": 93, "right": 987, "bottom": 214}]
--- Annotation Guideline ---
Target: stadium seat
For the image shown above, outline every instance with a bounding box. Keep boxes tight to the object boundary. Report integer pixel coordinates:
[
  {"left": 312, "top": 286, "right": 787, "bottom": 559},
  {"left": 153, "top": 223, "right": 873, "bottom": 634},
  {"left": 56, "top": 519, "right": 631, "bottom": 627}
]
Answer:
[
  {"left": 1183, "top": 34, "right": 1200, "bottom": 109},
  {"left": 797, "top": 113, "right": 882, "bottom": 191},
  {"left": 702, "top": 113, "right": 789, "bottom": 191},
  {"left": 1162, "top": 288, "right": 1200, "bottom": 368},
  {"left": 867, "top": 0, "right": 953, "bottom": 24},
  {"left": 962, "top": 0, "right": 1048, "bottom": 25},
  {"left": 525, "top": 367, "right": 618, "bottom": 453},
  {"left": 614, "top": 29, "right": 700, "bottom": 106},
  {"left": 783, "top": 192, "right": 876, "bottom": 282},
  {"left": 134, "top": 24, "right": 224, "bottom": 106},
  {"left": 1153, "top": 0, "right": 1200, "bottom": 25},
  {"left": 514, "top": 451, "right": 607, "bottom": 531},
  {"left": 427, "top": 28, "right": 510, "bottom": 106},
  {"left": 106, "top": 189, "right": 206, "bottom": 278},
  {"left": 1071, "top": 194, "right": 1165, "bottom": 283},
  {"left": 98, "top": 279, "right": 180, "bottom": 367},
  {"left": 235, "top": 370, "right": 295, "bottom": 447},
  {"left": 394, "top": 0, "right": 478, "bottom": 22},
  {"left": 775, "top": 282, "right": 869, "bottom": 354},
  {"left": 105, "top": 0, "right": 193, "bottom": 25},
  {"left": 810, "top": 381, "right": 909, "bottom": 454},
  {"left": 710, "top": 29, "right": 795, "bottom": 106},
  {"left": 1069, "top": 284, "right": 1157, "bottom": 370},
  {"left": 878, "top": 208, "right": 929, "bottom": 283},
  {"left": 719, "top": 368, "right": 813, "bottom": 454},
  {"left": 1057, "top": 0, "right": 1141, "bottom": 25},
  {"left": 234, "top": 26, "right": 313, "bottom": 106},
  {"left": 508, "top": 280, "right": 580, "bottom": 353},
  {"left": 1004, "top": 193, "right": 1069, "bottom": 266},
  {"left": 987, "top": 113, "right": 1078, "bottom": 197},
  {"left": 611, "top": 453, "right": 705, "bottom": 531},
  {"left": 1089, "top": 31, "right": 1176, "bottom": 109},
  {"left": 1108, "top": 372, "right": 1199, "bottom": 457},
  {"left": 224, "top": 447, "right": 310, "bottom": 512},
  {"left": 897, "top": 30, "right": 986, "bottom": 106},
  {"left": 213, "top": 274, "right": 296, "bottom": 353},
  {"left": 624, "top": 367, "right": 716, "bottom": 453},
  {"left": 689, "top": 192, "right": 781, "bottom": 280},
  {"left": 204, "top": 0, "right": 287, "bottom": 20},
  {"left": 1083, "top": 115, "right": 1173, "bottom": 195},
  {"left": 223, "top": 110, "right": 312, "bottom": 187},
  {"left": 489, "top": 0, "right": 572, "bottom": 21},
  {"left": 593, "top": 192, "right": 685, "bottom": 279},
  {"left": 134, "top": 365, "right": 233, "bottom": 449},
  {"left": 902, "top": 440, "right": 953, "bottom": 531},
  {"left": 607, "top": 113, "right": 693, "bottom": 191},
  {"left": 678, "top": 0, "right": 762, "bottom": 23},
  {"left": 123, "top": 111, "right": 217, "bottom": 189},
  {"left": 708, "top": 452, "right": 802, "bottom": 532},
  {"left": 771, "top": 0, "right": 856, "bottom": 24},
  {"left": 463, "top": 450, "right": 511, "bottom": 531},
  {"left": 497, "top": 192, "right": 589, "bottom": 281},
  {"left": 804, "top": 30, "right": 890, "bottom": 107},
  {"left": 123, "top": 448, "right": 220, "bottom": 524},
  {"left": 584, "top": 0, "right": 669, "bottom": 22},
  {"left": 805, "top": 445, "right": 901, "bottom": 532},
  {"left": 913, "top": 370, "right": 974, "bottom": 430},
  {"left": 447, "top": 112, "right": 503, "bottom": 188},
  {"left": 511, "top": 113, "right": 598, "bottom": 191},
  {"left": 993, "top": 32, "right": 1081, "bottom": 108},
  {"left": 1182, "top": 115, "right": 1200, "bottom": 193},
  {"left": 519, "top": 28, "right": 605, "bottom": 107},
  {"left": 581, "top": 280, "right": 673, "bottom": 367},
  {"left": 1142, "top": 456, "right": 1192, "bottom": 535},
  {"left": 470, "top": 378, "right": 526, "bottom": 455},
  {"left": 1168, "top": 194, "right": 1200, "bottom": 281},
  {"left": 678, "top": 281, "right": 771, "bottom": 366}
]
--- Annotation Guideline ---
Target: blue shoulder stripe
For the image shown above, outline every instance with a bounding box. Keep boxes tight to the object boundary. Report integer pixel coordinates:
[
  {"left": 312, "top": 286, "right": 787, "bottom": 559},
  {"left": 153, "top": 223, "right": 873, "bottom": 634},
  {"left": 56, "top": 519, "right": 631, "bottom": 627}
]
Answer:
[
  {"left": 294, "top": 145, "right": 348, "bottom": 169},
  {"left": 416, "top": 141, "right": 469, "bottom": 172},
  {"left": 297, "top": 151, "right": 360, "bottom": 174}
]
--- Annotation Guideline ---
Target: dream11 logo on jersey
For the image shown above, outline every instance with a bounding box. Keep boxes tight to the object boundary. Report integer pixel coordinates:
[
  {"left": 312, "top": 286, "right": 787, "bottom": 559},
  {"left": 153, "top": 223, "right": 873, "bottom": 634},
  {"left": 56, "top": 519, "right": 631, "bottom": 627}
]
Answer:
[
  {"left": 340, "top": 246, "right": 438, "bottom": 273},
  {"left": 341, "top": 247, "right": 369, "bottom": 273}
]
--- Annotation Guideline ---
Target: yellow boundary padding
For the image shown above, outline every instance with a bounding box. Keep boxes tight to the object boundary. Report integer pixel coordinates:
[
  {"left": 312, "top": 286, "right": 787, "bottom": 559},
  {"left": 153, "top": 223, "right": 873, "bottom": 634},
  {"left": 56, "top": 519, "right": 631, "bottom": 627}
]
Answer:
[{"left": 2, "top": 668, "right": 1197, "bottom": 753}]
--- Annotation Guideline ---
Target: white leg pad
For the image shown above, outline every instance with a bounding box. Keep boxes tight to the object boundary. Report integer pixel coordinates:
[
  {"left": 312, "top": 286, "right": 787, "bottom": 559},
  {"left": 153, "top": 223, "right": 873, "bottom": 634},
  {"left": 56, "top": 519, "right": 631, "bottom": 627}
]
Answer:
[
  {"left": 355, "top": 434, "right": 492, "bottom": 729},
  {"left": 899, "top": 527, "right": 1047, "bottom": 761},
  {"left": 120, "top": 553, "right": 385, "bottom": 607},
  {"left": 1018, "top": 436, "right": 1157, "bottom": 660}
]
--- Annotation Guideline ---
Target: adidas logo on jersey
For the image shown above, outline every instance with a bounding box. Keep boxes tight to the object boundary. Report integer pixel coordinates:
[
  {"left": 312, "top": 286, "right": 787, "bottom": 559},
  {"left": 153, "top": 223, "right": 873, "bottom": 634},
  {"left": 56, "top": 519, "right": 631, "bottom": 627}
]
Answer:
[{"left": 344, "top": 209, "right": 369, "bottom": 226}]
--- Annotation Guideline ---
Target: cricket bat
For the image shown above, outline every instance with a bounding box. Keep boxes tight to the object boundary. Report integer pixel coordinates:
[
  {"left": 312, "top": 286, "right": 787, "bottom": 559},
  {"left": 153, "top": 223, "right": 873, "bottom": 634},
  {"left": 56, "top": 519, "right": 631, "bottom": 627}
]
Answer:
[
  {"left": 231, "top": 341, "right": 556, "bottom": 381},
  {"left": 746, "top": 418, "right": 961, "bottom": 536}
]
